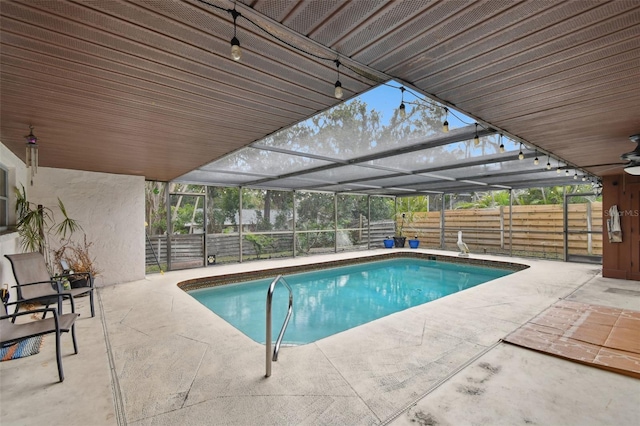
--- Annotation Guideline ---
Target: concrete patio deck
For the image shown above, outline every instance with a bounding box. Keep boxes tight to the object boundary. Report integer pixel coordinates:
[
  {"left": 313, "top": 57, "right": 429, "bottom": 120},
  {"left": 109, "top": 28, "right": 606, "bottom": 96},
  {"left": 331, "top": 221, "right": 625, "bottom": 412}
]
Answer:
[{"left": 1, "top": 249, "right": 639, "bottom": 425}]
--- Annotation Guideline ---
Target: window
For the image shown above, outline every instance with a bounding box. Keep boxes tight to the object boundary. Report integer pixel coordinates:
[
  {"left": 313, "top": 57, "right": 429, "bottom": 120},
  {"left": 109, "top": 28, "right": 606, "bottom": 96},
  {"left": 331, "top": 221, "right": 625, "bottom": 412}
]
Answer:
[{"left": 0, "top": 165, "right": 8, "bottom": 231}]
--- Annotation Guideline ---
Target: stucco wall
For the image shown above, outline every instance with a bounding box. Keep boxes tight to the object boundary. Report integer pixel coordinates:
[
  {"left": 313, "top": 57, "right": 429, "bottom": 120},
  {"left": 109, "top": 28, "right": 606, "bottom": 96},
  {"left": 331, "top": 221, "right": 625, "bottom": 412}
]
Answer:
[
  {"left": 29, "top": 167, "right": 146, "bottom": 286},
  {"left": 0, "top": 141, "right": 27, "bottom": 297}
]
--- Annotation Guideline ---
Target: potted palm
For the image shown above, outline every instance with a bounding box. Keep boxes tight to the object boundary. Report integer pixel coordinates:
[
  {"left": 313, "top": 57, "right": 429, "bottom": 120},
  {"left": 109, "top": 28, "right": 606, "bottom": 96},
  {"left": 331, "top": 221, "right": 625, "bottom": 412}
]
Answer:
[
  {"left": 393, "top": 213, "right": 406, "bottom": 248},
  {"left": 14, "top": 185, "right": 81, "bottom": 274},
  {"left": 15, "top": 185, "right": 99, "bottom": 281}
]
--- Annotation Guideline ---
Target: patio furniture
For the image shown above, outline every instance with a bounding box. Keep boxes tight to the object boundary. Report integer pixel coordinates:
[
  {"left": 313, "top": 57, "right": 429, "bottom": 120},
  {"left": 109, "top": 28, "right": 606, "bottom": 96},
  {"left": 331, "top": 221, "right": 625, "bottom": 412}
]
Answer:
[
  {"left": 4, "top": 252, "right": 95, "bottom": 318},
  {"left": 1, "top": 297, "right": 79, "bottom": 382}
]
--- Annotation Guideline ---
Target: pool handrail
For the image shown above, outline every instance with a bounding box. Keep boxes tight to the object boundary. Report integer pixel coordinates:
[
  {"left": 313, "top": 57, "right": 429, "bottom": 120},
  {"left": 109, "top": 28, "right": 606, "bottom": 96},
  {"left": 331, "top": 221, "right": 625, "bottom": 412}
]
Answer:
[{"left": 265, "top": 274, "right": 293, "bottom": 377}]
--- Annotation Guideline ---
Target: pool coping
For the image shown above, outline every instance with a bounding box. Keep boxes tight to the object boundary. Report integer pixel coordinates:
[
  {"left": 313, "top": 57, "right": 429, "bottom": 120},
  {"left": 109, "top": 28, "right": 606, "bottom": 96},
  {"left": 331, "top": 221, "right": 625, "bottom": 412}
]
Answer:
[{"left": 177, "top": 250, "right": 529, "bottom": 292}]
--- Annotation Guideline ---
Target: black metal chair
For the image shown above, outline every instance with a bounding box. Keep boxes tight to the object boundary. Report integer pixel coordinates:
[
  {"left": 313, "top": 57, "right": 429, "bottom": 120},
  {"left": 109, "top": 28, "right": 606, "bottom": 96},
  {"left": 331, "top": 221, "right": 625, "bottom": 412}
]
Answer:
[
  {"left": 0, "top": 296, "right": 79, "bottom": 382},
  {"left": 4, "top": 252, "right": 95, "bottom": 318}
]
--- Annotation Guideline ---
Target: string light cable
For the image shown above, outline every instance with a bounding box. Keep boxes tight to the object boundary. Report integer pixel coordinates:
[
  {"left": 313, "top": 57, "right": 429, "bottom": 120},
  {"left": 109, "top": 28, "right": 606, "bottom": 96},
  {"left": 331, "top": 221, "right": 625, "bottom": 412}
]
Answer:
[{"left": 194, "top": 0, "right": 596, "bottom": 184}]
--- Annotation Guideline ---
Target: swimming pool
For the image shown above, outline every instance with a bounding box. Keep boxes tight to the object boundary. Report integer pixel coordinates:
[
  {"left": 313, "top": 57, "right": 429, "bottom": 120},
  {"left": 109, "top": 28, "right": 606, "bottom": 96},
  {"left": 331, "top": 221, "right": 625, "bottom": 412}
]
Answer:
[{"left": 188, "top": 257, "right": 514, "bottom": 345}]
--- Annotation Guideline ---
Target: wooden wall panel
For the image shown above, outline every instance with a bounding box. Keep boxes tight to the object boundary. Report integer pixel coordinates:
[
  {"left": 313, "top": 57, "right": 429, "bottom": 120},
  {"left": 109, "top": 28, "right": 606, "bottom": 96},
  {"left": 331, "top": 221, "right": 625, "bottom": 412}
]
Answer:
[{"left": 602, "top": 174, "right": 640, "bottom": 280}]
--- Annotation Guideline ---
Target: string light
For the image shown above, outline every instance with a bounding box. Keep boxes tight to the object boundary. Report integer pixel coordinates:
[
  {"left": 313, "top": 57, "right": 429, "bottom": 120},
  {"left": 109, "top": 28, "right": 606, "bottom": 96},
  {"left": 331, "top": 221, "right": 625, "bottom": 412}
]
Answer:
[
  {"left": 398, "top": 87, "right": 406, "bottom": 118},
  {"left": 230, "top": 8, "right": 241, "bottom": 61},
  {"left": 565, "top": 169, "right": 570, "bottom": 177},
  {"left": 534, "top": 150, "right": 539, "bottom": 165},
  {"left": 442, "top": 107, "right": 449, "bottom": 133},
  {"left": 473, "top": 123, "right": 479, "bottom": 146},
  {"left": 518, "top": 143, "right": 524, "bottom": 160},
  {"left": 334, "top": 60, "right": 343, "bottom": 99},
  {"left": 557, "top": 159, "right": 562, "bottom": 174},
  {"left": 574, "top": 171, "right": 578, "bottom": 180},
  {"left": 498, "top": 133, "right": 504, "bottom": 153},
  {"left": 546, "top": 155, "right": 551, "bottom": 170},
  {"left": 582, "top": 175, "right": 587, "bottom": 181}
]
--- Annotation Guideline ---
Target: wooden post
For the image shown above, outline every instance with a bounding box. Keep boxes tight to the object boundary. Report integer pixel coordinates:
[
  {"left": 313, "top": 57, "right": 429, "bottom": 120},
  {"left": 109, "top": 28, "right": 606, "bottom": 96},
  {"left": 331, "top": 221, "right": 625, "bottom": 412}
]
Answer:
[
  {"left": 587, "top": 202, "right": 593, "bottom": 255},
  {"left": 499, "top": 205, "right": 504, "bottom": 249}
]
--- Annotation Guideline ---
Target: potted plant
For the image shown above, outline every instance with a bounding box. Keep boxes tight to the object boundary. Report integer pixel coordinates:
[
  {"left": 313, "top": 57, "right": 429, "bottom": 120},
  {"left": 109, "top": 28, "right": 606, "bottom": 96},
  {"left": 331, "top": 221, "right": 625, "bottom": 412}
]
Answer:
[
  {"left": 53, "top": 235, "right": 100, "bottom": 287},
  {"left": 14, "top": 185, "right": 82, "bottom": 274},
  {"left": 15, "top": 185, "right": 99, "bottom": 282},
  {"left": 408, "top": 234, "right": 420, "bottom": 249},
  {"left": 383, "top": 235, "right": 394, "bottom": 248},
  {"left": 393, "top": 213, "right": 406, "bottom": 248}
]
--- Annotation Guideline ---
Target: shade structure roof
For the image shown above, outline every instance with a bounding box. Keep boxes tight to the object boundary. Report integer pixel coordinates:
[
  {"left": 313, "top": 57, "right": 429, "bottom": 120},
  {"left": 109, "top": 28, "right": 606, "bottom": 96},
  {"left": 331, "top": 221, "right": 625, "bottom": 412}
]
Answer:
[
  {"left": 177, "top": 83, "right": 583, "bottom": 195},
  {"left": 1, "top": 1, "right": 639, "bottom": 193}
]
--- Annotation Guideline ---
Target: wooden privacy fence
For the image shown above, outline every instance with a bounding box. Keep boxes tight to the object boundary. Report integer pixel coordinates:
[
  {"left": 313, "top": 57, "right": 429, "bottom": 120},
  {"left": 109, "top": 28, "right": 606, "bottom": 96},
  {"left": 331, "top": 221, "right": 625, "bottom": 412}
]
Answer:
[
  {"left": 145, "top": 220, "right": 396, "bottom": 268},
  {"left": 146, "top": 205, "right": 602, "bottom": 269},
  {"left": 403, "top": 203, "right": 603, "bottom": 258}
]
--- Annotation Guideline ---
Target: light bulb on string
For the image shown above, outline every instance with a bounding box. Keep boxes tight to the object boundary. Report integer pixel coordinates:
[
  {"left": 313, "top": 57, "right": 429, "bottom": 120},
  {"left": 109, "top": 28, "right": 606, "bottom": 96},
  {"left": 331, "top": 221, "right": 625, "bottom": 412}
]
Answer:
[
  {"left": 574, "top": 171, "right": 578, "bottom": 180},
  {"left": 334, "top": 60, "right": 343, "bottom": 99},
  {"left": 565, "top": 169, "right": 570, "bottom": 177},
  {"left": 546, "top": 155, "right": 551, "bottom": 170},
  {"left": 442, "top": 107, "right": 449, "bottom": 133},
  {"left": 518, "top": 143, "right": 524, "bottom": 160},
  {"left": 473, "top": 123, "right": 479, "bottom": 146},
  {"left": 398, "top": 87, "right": 406, "bottom": 119},
  {"left": 534, "top": 150, "right": 539, "bottom": 165},
  {"left": 582, "top": 175, "right": 587, "bottom": 181},
  {"left": 498, "top": 134, "right": 504, "bottom": 153},
  {"left": 557, "top": 159, "right": 562, "bottom": 174},
  {"left": 230, "top": 8, "right": 241, "bottom": 61}
]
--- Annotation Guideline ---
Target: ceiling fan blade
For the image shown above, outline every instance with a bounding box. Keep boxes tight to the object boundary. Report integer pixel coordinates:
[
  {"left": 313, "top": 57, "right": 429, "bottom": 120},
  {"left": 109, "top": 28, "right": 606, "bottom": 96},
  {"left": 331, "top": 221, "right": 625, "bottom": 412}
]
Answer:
[{"left": 622, "top": 134, "right": 640, "bottom": 161}]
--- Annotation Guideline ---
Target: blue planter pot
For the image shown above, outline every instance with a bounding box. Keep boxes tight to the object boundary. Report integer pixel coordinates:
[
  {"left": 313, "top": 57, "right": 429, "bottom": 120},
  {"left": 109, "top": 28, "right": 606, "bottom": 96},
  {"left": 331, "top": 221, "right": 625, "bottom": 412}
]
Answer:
[
  {"left": 383, "top": 239, "right": 394, "bottom": 248},
  {"left": 408, "top": 239, "right": 420, "bottom": 249}
]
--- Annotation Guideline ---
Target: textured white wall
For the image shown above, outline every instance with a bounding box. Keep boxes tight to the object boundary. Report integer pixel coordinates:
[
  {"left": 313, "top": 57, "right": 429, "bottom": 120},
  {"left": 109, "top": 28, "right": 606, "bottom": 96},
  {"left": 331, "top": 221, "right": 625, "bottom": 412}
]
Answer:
[
  {"left": 29, "top": 167, "right": 146, "bottom": 286},
  {"left": 0, "top": 141, "right": 27, "bottom": 296}
]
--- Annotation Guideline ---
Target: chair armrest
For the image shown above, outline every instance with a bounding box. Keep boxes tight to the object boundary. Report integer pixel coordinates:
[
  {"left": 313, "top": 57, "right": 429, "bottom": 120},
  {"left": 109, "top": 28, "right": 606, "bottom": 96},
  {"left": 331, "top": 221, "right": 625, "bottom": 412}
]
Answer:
[
  {"left": 4, "top": 293, "right": 76, "bottom": 313},
  {"left": 13, "top": 280, "right": 64, "bottom": 296},
  {"left": 60, "top": 272, "right": 94, "bottom": 288},
  {"left": 12, "top": 280, "right": 60, "bottom": 288},
  {"left": 0, "top": 307, "right": 57, "bottom": 322}
]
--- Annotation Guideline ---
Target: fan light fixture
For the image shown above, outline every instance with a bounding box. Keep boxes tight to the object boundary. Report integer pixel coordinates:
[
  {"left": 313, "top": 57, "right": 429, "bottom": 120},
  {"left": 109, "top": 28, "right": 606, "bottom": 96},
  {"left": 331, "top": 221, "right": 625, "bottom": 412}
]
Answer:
[
  {"left": 624, "top": 163, "right": 640, "bottom": 175},
  {"left": 25, "top": 125, "right": 39, "bottom": 186}
]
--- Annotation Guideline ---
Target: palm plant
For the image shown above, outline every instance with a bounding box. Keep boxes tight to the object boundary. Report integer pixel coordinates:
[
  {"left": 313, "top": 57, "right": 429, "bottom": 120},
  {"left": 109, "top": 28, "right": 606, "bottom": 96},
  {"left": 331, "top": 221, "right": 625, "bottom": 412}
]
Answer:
[{"left": 14, "top": 185, "right": 83, "bottom": 274}]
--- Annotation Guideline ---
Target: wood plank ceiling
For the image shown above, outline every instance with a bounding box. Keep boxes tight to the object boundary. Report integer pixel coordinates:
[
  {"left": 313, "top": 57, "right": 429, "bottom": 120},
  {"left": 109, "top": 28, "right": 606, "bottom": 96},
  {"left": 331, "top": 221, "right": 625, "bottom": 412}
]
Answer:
[{"left": 1, "top": 0, "right": 639, "bottom": 186}]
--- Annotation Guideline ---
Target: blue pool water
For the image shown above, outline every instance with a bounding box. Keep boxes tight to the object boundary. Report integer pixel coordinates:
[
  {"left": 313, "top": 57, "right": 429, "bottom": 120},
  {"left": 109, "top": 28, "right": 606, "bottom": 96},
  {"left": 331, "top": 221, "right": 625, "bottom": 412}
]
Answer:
[{"left": 189, "top": 258, "right": 512, "bottom": 345}]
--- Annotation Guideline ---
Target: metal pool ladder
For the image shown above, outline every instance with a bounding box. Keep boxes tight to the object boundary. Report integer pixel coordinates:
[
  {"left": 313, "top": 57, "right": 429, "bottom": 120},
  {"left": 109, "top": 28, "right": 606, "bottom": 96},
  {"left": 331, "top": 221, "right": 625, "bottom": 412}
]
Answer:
[{"left": 265, "top": 275, "right": 293, "bottom": 377}]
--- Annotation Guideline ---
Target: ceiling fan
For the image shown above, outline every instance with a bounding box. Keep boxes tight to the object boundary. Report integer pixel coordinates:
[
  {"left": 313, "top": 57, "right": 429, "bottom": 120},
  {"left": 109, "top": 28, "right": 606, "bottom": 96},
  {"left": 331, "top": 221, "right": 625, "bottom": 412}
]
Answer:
[
  {"left": 579, "top": 134, "right": 640, "bottom": 175},
  {"left": 621, "top": 134, "right": 640, "bottom": 175}
]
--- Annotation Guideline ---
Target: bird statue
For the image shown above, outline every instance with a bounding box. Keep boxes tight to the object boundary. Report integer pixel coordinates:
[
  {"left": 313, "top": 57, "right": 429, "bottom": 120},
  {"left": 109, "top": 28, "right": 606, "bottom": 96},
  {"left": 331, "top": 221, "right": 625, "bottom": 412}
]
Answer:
[{"left": 457, "top": 231, "right": 469, "bottom": 257}]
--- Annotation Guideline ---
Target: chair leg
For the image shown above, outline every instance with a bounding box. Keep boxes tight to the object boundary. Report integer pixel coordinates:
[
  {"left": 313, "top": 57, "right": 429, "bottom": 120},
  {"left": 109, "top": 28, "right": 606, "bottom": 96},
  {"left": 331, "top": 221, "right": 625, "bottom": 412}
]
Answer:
[
  {"left": 41, "top": 303, "right": 51, "bottom": 320},
  {"left": 11, "top": 303, "right": 20, "bottom": 323},
  {"left": 89, "top": 290, "right": 95, "bottom": 317},
  {"left": 56, "top": 329, "right": 64, "bottom": 382},
  {"left": 71, "top": 323, "right": 78, "bottom": 354}
]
